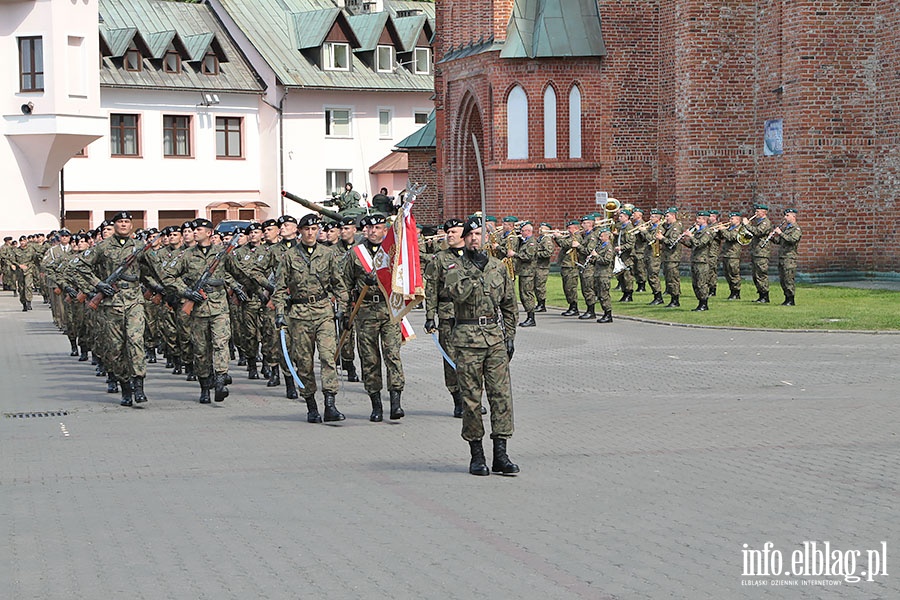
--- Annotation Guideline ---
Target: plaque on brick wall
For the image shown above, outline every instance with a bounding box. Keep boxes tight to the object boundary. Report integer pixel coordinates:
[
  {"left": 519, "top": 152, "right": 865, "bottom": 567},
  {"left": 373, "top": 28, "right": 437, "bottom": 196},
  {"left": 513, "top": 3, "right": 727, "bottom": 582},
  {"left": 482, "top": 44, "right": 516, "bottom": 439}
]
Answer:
[
  {"left": 764, "top": 119, "right": 783, "bottom": 156},
  {"left": 595, "top": 191, "right": 608, "bottom": 205}
]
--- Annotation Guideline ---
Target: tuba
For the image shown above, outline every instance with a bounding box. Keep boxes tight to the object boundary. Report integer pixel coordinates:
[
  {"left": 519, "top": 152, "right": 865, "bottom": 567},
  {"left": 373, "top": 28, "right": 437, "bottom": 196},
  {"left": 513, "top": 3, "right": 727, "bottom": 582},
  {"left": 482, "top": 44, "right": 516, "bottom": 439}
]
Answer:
[
  {"left": 604, "top": 198, "right": 621, "bottom": 222},
  {"left": 737, "top": 225, "right": 753, "bottom": 246}
]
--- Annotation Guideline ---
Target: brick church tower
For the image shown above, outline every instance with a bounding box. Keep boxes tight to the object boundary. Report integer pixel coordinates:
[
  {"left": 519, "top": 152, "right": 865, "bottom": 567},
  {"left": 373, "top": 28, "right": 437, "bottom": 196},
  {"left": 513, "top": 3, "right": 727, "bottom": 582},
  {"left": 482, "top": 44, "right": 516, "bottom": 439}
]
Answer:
[{"left": 434, "top": 1, "right": 900, "bottom": 274}]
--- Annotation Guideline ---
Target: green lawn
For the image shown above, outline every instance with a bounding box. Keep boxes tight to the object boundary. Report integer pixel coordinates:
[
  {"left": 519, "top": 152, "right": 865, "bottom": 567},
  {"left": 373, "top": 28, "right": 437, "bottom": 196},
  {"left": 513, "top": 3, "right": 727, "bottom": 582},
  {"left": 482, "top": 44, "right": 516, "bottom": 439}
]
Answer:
[{"left": 541, "top": 275, "right": 900, "bottom": 331}]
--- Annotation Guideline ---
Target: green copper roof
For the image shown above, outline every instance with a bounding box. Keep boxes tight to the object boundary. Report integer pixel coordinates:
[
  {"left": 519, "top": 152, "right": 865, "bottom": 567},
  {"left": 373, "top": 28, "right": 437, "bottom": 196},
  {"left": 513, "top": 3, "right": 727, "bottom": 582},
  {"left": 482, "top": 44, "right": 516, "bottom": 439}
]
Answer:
[
  {"left": 500, "top": 0, "right": 606, "bottom": 59},
  {"left": 395, "top": 111, "right": 435, "bottom": 149},
  {"left": 347, "top": 12, "right": 390, "bottom": 52}
]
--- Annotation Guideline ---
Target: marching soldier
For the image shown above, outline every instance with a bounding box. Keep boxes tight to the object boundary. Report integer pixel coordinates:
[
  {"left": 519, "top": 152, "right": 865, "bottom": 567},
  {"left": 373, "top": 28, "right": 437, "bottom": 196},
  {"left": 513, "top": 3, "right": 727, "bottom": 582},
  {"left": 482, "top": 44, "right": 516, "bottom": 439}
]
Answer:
[
  {"left": 576, "top": 215, "right": 598, "bottom": 319},
  {"left": 12, "top": 235, "right": 35, "bottom": 311},
  {"left": 0, "top": 236, "right": 16, "bottom": 293},
  {"left": 259, "top": 218, "right": 282, "bottom": 384},
  {"left": 720, "top": 212, "right": 744, "bottom": 299},
  {"left": 554, "top": 220, "right": 583, "bottom": 316},
  {"left": 771, "top": 208, "right": 802, "bottom": 306},
  {"left": 265, "top": 215, "right": 303, "bottom": 399},
  {"left": 444, "top": 216, "right": 519, "bottom": 476},
  {"left": 680, "top": 211, "right": 713, "bottom": 311},
  {"left": 631, "top": 208, "right": 648, "bottom": 293},
  {"left": 273, "top": 214, "right": 349, "bottom": 423},
  {"left": 657, "top": 207, "right": 683, "bottom": 307},
  {"left": 333, "top": 216, "right": 361, "bottom": 382},
  {"left": 742, "top": 203, "right": 773, "bottom": 303},
  {"left": 343, "top": 214, "right": 406, "bottom": 422},
  {"left": 615, "top": 209, "right": 636, "bottom": 302},
  {"left": 588, "top": 227, "right": 615, "bottom": 323},
  {"left": 533, "top": 223, "right": 556, "bottom": 313},
  {"left": 231, "top": 223, "right": 269, "bottom": 380},
  {"left": 706, "top": 210, "right": 722, "bottom": 296},
  {"left": 511, "top": 222, "right": 538, "bottom": 327},
  {"left": 640, "top": 210, "right": 665, "bottom": 305}
]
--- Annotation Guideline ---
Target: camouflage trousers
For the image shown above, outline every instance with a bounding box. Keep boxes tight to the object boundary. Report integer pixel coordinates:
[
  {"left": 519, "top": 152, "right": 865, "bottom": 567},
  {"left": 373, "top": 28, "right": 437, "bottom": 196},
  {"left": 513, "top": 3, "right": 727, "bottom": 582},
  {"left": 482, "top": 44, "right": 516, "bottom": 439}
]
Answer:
[
  {"left": 340, "top": 318, "right": 356, "bottom": 367},
  {"left": 723, "top": 256, "right": 742, "bottom": 293},
  {"left": 158, "top": 305, "right": 178, "bottom": 361},
  {"left": 144, "top": 298, "right": 159, "bottom": 350},
  {"left": 691, "top": 262, "right": 710, "bottom": 302},
  {"left": 17, "top": 268, "right": 33, "bottom": 303},
  {"left": 191, "top": 312, "right": 231, "bottom": 378},
  {"left": 752, "top": 256, "right": 770, "bottom": 294},
  {"left": 101, "top": 302, "right": 147, "bottom": 380},
  {"left": 534, "top": 267, "right": 550, "bottom": 304},
  {"left": 632, "top": 251, "right": 647, "bottom": 287},
  {"left": 229, "top": 300, "right": 242, "bottom": 355},
  {"left": 286, "top": 313, "right": 338, "bottom": 396},
  {"left": 239, "top": 298, "right": 261, "bottom": 362},
  {"left": 593, "top": 271, "right": 612, "bottom": 312},
  {"left": 779, "top": 258, "right": 797, "bottom": 296},
  {"left": 63, "top": 295, "right": 77, "bottom": 343},
  {"left": 644, "top": 252, "right": 662, "bottom": 294},
  {"left": 260, "top": 304, "right": 279, "bottom": 368},
  {"left": 72, "top": 300, "right": 89, "bottom": 350},
  {"left": 175, "top": 302, "right": 195, "bottom": 368},
  {"left": 706, "top": 255, "right": 720, "bottom": 291},
  {"left": 517, "top": 273, "right": 536, "bottom": 312},
  {"left": 438, "top": 318, "right": 458, "bottom": 393},
  {"left": 560, "top": 267, "right": 580, "bottom": 305},
  {"left": 579, "top": 265, "right": 596, "bottom": 305},
  {"left": 663, "top": 261, "right": 681, "bottom": 296},
  {"left": 457, "top": 341, "right": 514, "bottom": 442},
  {"left": 619, "top": 256, "right": 634, "bottom": 293},
  {"left": 355, "top": 310, "right": 404, "bottom": 394}
]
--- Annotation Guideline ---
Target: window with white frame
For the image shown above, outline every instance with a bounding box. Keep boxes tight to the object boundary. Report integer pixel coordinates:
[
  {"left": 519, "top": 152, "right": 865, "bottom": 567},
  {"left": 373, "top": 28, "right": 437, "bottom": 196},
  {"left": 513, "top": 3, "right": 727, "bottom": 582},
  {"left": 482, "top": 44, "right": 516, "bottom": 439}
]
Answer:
[
  {"left": 379, "top": 109, "right": 392, "bottom": 138},
  {"left": 326, "top": 170, "right": 351, "bottom": 196},
  {"left": 414, "top": 111, "right": 429, "bottom": 125},
  {"left": 569, "top": 85, "right": 582, "bottom": 159},
  {"left": 413, "top": 47, "right": 430, "bottom": 74},
  {"left": 543, "top": 86, "right": 557, "bottom": 159},
  {"left": 324, "top": 42, "right": 350, "bottom": 71},
  {"left": 376, "top": 45, "right": 394, "bottom": 73},
  {"left": 201, "top": 53, "right": 219, "bottom": 75},
  {"left": 325, "top": 108, "right": 351, "bottom": 137},
  {"left": 163, "top": 49, "right": 181, "bottom": 74},
  {"left": 507, "top": 85, "right": 528, "bottom": 160}
]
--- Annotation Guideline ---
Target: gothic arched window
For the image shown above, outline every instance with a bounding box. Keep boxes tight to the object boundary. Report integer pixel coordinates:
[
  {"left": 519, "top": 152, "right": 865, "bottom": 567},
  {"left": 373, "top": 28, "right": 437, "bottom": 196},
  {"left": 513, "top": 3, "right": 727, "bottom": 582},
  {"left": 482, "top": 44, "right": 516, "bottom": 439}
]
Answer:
[
  {"left": 544, "top": 86, "right": 557, "bottom": 159},
  {"left": 507, "top": 85, "right": 528, "bottom": 160},
  {"left": 569, "top": 85, "right": 583, "bottom": 159}
]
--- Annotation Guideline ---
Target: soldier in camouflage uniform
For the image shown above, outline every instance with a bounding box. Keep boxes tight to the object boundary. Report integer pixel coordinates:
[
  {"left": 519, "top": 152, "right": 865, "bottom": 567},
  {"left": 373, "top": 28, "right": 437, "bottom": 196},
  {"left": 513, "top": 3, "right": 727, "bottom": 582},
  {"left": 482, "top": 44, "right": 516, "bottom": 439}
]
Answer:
[
  {"left": 640, "top": 210, "right": 665, "bottom": 305},
  {"left": 12, "top": 235, "right": 36, "bottom": 310},
  {"left": 614, "top": 210, "right": 636, "bottom": 302},
  {"left": 742, "top": 204, "right": 773, "bottom": 303},
  {"left": 630, "top": 208, "right": 648, "bottom": 293},
  {"left": 424, "top": 218, "right": 466, "bottom": 417},
  {"left": 554, "top": 220, "right": 583, "bottom": 316},
  {"left": 333, "top": 216, "right": 361, "bottom": 382},
  {"left": 576, "top": 215, "right": 598, "bottom": 319},
  {"left": 771, "top": 208, "right": 802, "bottom": 306},
  {"left": 680, "top": 211, "right": 714, "bottom": 311},
  {"left": 59, "top": 234, "right": 92, "bottom": 361},
  {"left": 720, "top": 212, "right": 744, "bottom": 300},
  {"left": 230, "top": 222, "right": 270, "bottom": 380},
  {"left": 0, "top": 237, "right": 16, "bottom": 293},
  {"left": 658, "top": 207, "right": 684, "bottom": 307},
  {"left": 587, "top": 227, "right": 615, "bottom": 323},
  {"left": 533, "top": 223, "right": 556, "bottom": 313},
  {"left": 75, "top": 212, "right": 163, "bottom": 406},
  {"left": 43, "top": 230, "right": 75, "bottom": 351},
  {"left": 343, "top": 213, "right": 406, "bottom": 422},
  {"left": 511, "top": 222, "right": 538, "bottom": 327},
  {"left": 141, "top": 228, "right": 165, "bottom": 364},
  {"left": 162, "top": 218, "right": 242, "bottom": 404},
  {"left": 444, "top": 216, "right": 519, "bottom": 476},
  {"left": 273, "top": 214, "right": 349, "bottom": 423},
  {"left": 706, "top": 210, "right": 722, "bottom": 296}
]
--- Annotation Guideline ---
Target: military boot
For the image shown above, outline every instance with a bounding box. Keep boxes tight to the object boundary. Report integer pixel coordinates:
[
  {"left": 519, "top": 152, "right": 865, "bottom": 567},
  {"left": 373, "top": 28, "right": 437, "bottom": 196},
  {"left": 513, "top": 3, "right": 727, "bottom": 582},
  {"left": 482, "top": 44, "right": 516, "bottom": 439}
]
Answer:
[
  {"left": 237, "top": 350, "right": 247, "bottom": 367},
  {"left": 79, "top": 346, "right": 89, "bottom": 362},
  {"left": 468, "top": 440, "right": 490, "bottom": 476},
  {"left": 452, "top": 391, "right": 463, "bottom": 418},
  {"left": 761, "top": 292, "right": 770, "bottom": 303},
  {"left": 198, "top": 377, "right": 212, "bottom": 404},
  {"left": 284, "top": 376, "right": 299, "bottom": 400},
  {"left": 709, "top": 286, "right": 717, "bottom": 297},
  {"left": 389, "top": 390, "right": 405, "bottom": 420},
  {"left": 518, "top": 312, "right": 536, "bottom": 327},
  {"left": 534, "top": 301, "right": 547, "bottom": 313},
  {"left": 172, "top": 357, "right": 183, "bottom": 375},
  {"left": 247, "top": 359, "right": 260, "bottom": 380},
  {"left": 106, "top": 373, "right": 119, "bottom": 394},
  {"left": 27, "top": 300, "right": 33, "bottom": 310},
  {"left": 649, "top": 292, "right": 664, "bottom": 306},
  {"left": 560, "top": 303, "right": 579, "bottom": 317},
  {"left": 266, "top": 364, "right": 281, "bottom": 387},
  {"left": 344, "top": 362, "right": 360, "bottom": 383},
  {"left": 691, "top": 300, "right": 708, "bottom": 312},
  {"left": 781, "top": 295, "right": 795, "bottom": 306},
  {"left": 185, "top": 364, "right": 196, "bottom": 382},
  {"left": 492, "top": 438, "right": 520, "bottom": 475},
  {"left": 665, "top": 295, "right": 680, "bottom": 308},
  {"left": 578, "top": 304, "right": 596, "bottom": 320},
  {"left": 323, "top": 393, "right": 345, "bottom": 422},
  {"left": 132, "top": 377, "right": 148, "bottom": 404},
  {"left": 69, "top": 340, "right": 79, "bottom": 356},
  {"left": 96, "top": 361, "right": 106, "bottom": 377},
  {"left": 619, "top": 291, "right": 633, "bottom": 302},
  {"left": 261, "top": 364, "right": 271, "bottom": 379},
  {"left": 214, "top": 373, "right": 229, "bottom": 402},
  {"left": 596, "top": 310, "right": 613, "bottom": 323},
  {"left": 119, "top": 379, "right": 133, "bottom": 407},
  {"left": 369, "top": 392, "right": 383, "bottom": 422},
  {"left": 229, "top": 341, "right": 236, "bottom": 361},
  {"left": 637, "top": 283, "right": 646, "bottom": 292},
  {"left": 306, "top": 397, "right": 323, "bottom": 423}
]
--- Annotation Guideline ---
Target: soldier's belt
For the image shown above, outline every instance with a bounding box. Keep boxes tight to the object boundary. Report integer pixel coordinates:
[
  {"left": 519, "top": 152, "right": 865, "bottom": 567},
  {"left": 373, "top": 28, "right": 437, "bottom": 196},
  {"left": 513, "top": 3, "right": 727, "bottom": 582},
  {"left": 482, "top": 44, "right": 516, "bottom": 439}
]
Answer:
[
  {"left": 455, "top": 316, "right": 498, "bottom": 326},
  {"left": 204, "top": 278, "right": 226, "bottom": 288},
  {"left": 361, "top": 293, "right": 384, "bottom": 303},
  {"left": 438, "top": 295, "right": 452, "bottom": 303},
  {"left": 290, "top": 291, "right": 329, "bottom": 305},
  {"left": 118, "top": 274, "right": 139, "bottom": 282}
]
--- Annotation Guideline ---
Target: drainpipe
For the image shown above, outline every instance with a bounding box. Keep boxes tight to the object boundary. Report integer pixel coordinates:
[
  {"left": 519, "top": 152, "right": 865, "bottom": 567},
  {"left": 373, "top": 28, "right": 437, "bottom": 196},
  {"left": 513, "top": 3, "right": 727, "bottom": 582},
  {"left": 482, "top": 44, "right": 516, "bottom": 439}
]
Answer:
[
  {"left": 59, "top": 168, "right": 66, "bottom": 227},
  {"left": 279, "top": 90, "right": 286, "bottom": 215}
]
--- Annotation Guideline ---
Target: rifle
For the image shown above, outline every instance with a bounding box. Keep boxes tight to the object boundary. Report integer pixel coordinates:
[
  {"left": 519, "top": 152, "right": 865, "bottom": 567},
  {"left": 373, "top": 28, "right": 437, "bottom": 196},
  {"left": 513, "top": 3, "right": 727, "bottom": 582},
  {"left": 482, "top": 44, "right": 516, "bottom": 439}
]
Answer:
[
  {"left": 87, "top": 232, "right": 162, "bottom": 310},
  {"left": 143, "top": 286, "right": 163, "bottom": 305},
  {"left": 333, "top": 284, "right": 369, "bottom": 362},
  {"left": 181, "top": 233, "right": 241, "bottom": 316}
]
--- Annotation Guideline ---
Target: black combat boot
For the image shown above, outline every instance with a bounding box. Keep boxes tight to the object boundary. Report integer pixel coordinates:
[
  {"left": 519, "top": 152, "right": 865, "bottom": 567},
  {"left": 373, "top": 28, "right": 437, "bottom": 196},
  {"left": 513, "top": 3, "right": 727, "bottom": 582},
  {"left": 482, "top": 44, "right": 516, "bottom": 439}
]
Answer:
[
  {"left": 691, "top": 300, "right": 708, "bottom": 312},
  {"left": 344, "top": 361, "right": 360, "bottom": 383},
  {"left": 69, "top": 340, "right": 79, "bottom": 356},
  {"left": 323, "top": 393, "right": 345, "bottom": 422},
  {"left": 198, "top": 377, "right": 212, "bottom": 404},
  {"left": 534, "top": 301, "right": 547, "bottom": 313},
  {"left": 369, "top": 392, "right": 383, "bottom": 422},
  {"left": 492, "top": 438, "right": 520, "bottom": 475},
  {"left": 96, "top": 361, "right": 106, "bottom": 377},
  {"left": 578, "top": 304, "right": 596, "bottom": 320},
  {"left": 284, "top": 376, "right": 299, "bottom": 400},
  {"left": 306, "top": 397, "right": 323, "bottom": 423},
  {"left": 79, "top": 346, "right": 89, "bottom": 362},
  {"left": 247, "top": 359, "right": 259, "bottom": 380},
  {"left": 665, "top": 295, "right": 680, "bottom": 308},
  {"left": 781, "top": 295, "right": 795, "bottom": 306},
  {"left": 619, "top": 291, "right": 633, "bottom": 302},
  {"left": 266, "top": 364, "right": 281, "bottom": 387},
  {"left": 389, "top": 390, "right": 405, "bottom": 419},
  {"left": 636, "top": 283, "right": 646, "bottom": 293},
  {"left": 119, "top": 378, "right": 133, "bottom": 407},
  {"left": 561, "top": 303, "right": 579, "bottom": 317},
  {"left": 649, "top": 292, "right": 664, "bottom": 305},
  {"left": 596, "top": 310, "right": 613, "bottom": 323},
  {"left": 214, "top": 373, "right": 229, "bottom": 402},
  {"left": 131, "top": 377, "right": 147, "bottom": 404},
  {"left": 710, "top": 286, "right": 717, "bottom": 297},
  {"left": 21, "top": 301, "right": 27, "bottom": 312},
  {"left": 452, "top": 391, "right": 463, "bottom": 418},
  {"left": 172, "top": 357, "right": 183, "bottom": 375},
  {"left": 469, "top": 440, "right": 490, "bottom": 476},
  {"left": 164, "top": 356, "right": 174, "bottom": 369},
  {"left": 761, "top": 292, "right": 770, "bottom": 303},
  {"left": 237, "top": 350, "right": 247, "bottom": 367},
  {"left": 261, "top": 364, "right": 271, "bottom": 379},
  {"left": 91, "top": 353, "right": 98, "bottom": 366},
  {"left": 229, "top": 341, "right": 236, "bottom": 361},
  {"left": 185, "top": 364, "right": 196, "bottom": 382},
  {"left": 106, "top": 373, "right": 118, "bottom": 394},
  {"left": 518, "top": 312, "right": 536, "bottom": 327}
]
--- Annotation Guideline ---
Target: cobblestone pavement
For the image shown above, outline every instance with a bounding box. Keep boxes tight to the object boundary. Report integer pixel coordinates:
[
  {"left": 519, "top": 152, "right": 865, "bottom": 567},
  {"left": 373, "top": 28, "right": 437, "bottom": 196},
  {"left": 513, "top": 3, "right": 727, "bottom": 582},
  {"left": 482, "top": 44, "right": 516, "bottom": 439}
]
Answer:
[{"left": 1, "top": 294, "right": 897, "bottom": 599}]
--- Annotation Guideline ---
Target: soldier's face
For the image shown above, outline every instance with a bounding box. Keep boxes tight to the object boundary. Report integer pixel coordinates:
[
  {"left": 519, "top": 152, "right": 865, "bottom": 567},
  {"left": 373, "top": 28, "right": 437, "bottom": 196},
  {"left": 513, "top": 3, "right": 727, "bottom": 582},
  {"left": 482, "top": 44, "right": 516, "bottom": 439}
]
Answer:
[
  {"left": 340, "top": 225, "right": 357, "bottom": 242},
  {"left": 445, "top": 226, "right": 464, "bottom": 247},
  {"left": 248, "top": 229, "right": 262, "bottom": 244},
  {"left": 708, "top": 214, "right": 718, "bottom": 224},
  {"left": 365, "top": 223, "right": 386, "bottom": 244},
  {"left": 696, "top": 216, "right": 708, "bottom": 227},
  {"left": 169, "top": 231, "right": 183, "bottom": 246},
  {"left": 102, "top": 226, "right": 114, "bottom": 239},
  {"left": 567, "top": 224, "right": 579, "bottom": 234},
  {"left": 755, "top": 209, "right": 767, "bottom": 219},
  {"left": 194, "top": 226, "right": 212, "bottom": 244},
  {"left": 300, "top": 225, "right": 319, "bottom": 245},
  {"left": 502, "top": 222, "right": 514, "bottom": 232},
  {"left": 600, "top": 232, "right": 610, "bottom": 243},
  {"left": 665, "top": 213, "right": 676, "bottom": 224},
  {"left": 520, "top": 224, "right": 533, "bottom": 237},
  {"left": 464, "top": 228, "right": 482, "bottom": 251},
  {"left": 730, "top": 216, "right": 741, "bottom": 226},
  {"left": 326, "top": 228, "right": 340, "bottom": 243},
  {"left": 182, "top": 229, "right": 194, "bottom": 243},
  {"left": 280, "top": 222, "right": 298, "bottom": 239},
  {"left": 785, "top": 213, "right": 796, "bottom": 224},
  {"left": 650, "top": 215, "right": 661, "bottom": 224},
  {"left": 114, "top": 219, "right": 132, "bottom": 237},
  {"left": 263, "top": 226, "right": 279, "bottom": 242}
]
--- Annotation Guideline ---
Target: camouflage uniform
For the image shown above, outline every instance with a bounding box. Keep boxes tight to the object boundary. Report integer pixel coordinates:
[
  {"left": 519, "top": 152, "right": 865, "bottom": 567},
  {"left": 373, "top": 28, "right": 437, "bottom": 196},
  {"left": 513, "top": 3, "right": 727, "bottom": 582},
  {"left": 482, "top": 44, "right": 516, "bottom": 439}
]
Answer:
[
  {"left": 681, "top": 225, "right": 713, "bottom": 308},
  {"left": 425, "top": 246, "right": 465, "bottom": 400},
  {"left": 576, "top": 227, "right": 597, "bottom": 308},
  {"left": 639, "top": 222, "right": 663, "bottom": 298},
  {"left": 12, "top": 242, "right": 36, "bottom": 306},
  {"left": 631, "top": 219, "right": 648, "bottom": 291},
  {"left": 555, "top": 231, "right": 583, "bottom": 310},
  {"left": 232, "top": 242, "right": 273, "bottom": 378},
  {"left": 743, "top": 215, "right": 773, "bottom": 298},
  {"left": 773, "top": 222, "right": 802, "bottom": 302},
  {"left": 515, "top": 233, "right": 538, "bottom": 313},
  {"left": 0, "top": 242, "right": 15, "bottom": 292},
  {"left": 444, "top": 252, "right": 517, "bottom": 443},
  {"left": 332, "top": 238, "right": 359, "bottom": 375},
  {"left": 587, "top": 237, "right": 615, "bottom": 314},
  {"left": 720, "top": 224, "right": 744, "bottom": 298},
  {"left": 615, "top": 221, "right": 636, "bottom": 296},
  {"left": 533, "top": 232, "right": 555, "bottom": 309},
  {"left": 706, "top": 223, "right": 723, "bottom": 295},
  {"left": 660, "top": 219, "right": 684, "bottom": 302}
]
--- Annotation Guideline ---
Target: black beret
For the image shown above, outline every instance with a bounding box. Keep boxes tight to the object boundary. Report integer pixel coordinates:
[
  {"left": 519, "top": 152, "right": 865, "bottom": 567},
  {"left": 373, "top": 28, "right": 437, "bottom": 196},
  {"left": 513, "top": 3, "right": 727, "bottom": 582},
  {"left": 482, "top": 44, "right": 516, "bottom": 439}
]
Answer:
[
  {"left": 462, "top": 216, "right": 482, "bottom": 237},
  {"left": 193, "top": 218, "right": 214, "bottom": 229},
  {"left": 277, "top": 215, "right": 298, "bottom": 226},
  {"left": 340, "top": 216, "right": 357, "bottom": 227},
  {"left": 19, "top": 235, "right": 27, "bottom": 241},
  {"left": 70, "top": 234, "right": 82, "bottom": 243},
  {"left": 261, "top": 219, "right": 278, "bottom": 229},
  {"left": 298, "top": 214, "right": 321, "bottom": 228},
  {"left": 146, "top": 228, "right": 159, "bottom": 235},
  {"left": 245, "top": 222, "right": 263, "bottom": 233},
  {"left": 110, "top": 211, "right": 133, "bottom": 222},
  {"left": 360, "top": 214, "right": 387, "bottom": 227},
  {"left": 322, "top": 221, "right": 338, "bottom": 232},
  {"left": 3, "top": 236, "right": 12, "bottom": 241},
  {"left": 58, "top": 229, "right": 72, "bottom": 236},
  {"left": 443, "top": 218, "right": 465, "bottom": 232}
]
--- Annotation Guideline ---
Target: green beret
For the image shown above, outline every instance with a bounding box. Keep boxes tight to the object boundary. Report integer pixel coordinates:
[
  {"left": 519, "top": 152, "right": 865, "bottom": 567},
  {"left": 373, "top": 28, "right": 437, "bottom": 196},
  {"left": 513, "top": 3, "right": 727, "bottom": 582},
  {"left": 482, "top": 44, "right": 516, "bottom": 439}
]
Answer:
[
  {"left": 697, "top": 210, "right": 710, "bottom": 217},
  {"left": 632, "top": 207, "right": 643, "bottom": 214},
  {"left": 650, "top": 209, "right": 664, "bottom": 215},
  {"left": 729, "top": 211, "right": 742, "bottom": 217},
  {"left": 485, "top": 215, "right": 497, "bottom": 223},
  {"left": 598, "top": 227, "right": 611, "bottom": 233},
  {"left": 666, "top": 207, "right": 678, "bottom": 214},
  {"left": 581, "top": 215, "right": 593, "bottom": 222},
  {"left": 709, "top": 209, "right": 720, "bottom": 215},
  {"left": 502, "top": 216, "right": 518, "bottom": 223},
  {"left": 540, "top": 222, "right": 552, "bottom": 228},
  {"left": 784, "top": 208, "right": 797, "bottom": 214},
  {"left": 621, "top": 209, "right": 632, "bottom": 216},
  {"left": 754, "top": 203, "right": 768, "bottom": 210},
  {"left": 567, "top": 220, "right": 580, "bottom": 226},
  {"left": 520, "top": 220, "right": 532, "bottom": 226}
]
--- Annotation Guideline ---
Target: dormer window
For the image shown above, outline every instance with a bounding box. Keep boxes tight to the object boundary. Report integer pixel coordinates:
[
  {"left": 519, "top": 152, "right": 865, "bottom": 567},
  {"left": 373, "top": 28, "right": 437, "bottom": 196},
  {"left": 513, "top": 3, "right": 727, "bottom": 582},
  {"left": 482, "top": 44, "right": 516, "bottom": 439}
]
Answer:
[
  {"left": 413, "top": 47, "right": 430, "bottom": 74},
  {"left": 125, "top": 47, "right": 142, "bottom": 72},
  {"left": 163, "top": 49, "right": 181, "bottom": 74},
  {"left": 324, "top": 42, "right": 350, "bottom": 71},
  {"left": 376, "top": 45, "right": 394, "bottom": 73},
  {"left": 202, "top": 53, "right": 219, "bottom": 75}
]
